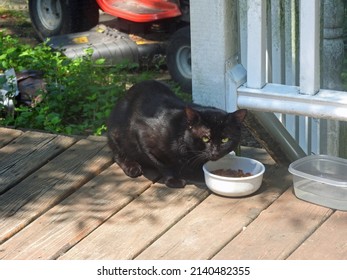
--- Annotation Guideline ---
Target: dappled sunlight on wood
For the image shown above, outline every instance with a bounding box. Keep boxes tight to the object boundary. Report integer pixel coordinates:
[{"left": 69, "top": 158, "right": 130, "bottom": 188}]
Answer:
[{"left": 0, "top": 128, "right": 346, "bottom": 260}]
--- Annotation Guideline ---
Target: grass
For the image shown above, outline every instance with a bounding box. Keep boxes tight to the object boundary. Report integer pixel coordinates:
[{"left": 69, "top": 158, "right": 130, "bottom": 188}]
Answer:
[
  {"left": 0, "top": 5, "right": 190, "bottom": 136},
  {"left": 0, "top": 33, "right": 190, "bottom": 136}
]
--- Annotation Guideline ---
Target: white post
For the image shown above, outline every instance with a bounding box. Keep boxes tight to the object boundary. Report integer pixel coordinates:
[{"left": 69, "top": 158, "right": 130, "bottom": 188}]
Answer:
[
  {"left": 239, "top": 0, "right": 248, "bottom": 69},
  {"left": 285, "top": 0, "right": 299, "bottom": 86},
  {"left": 190, "top": 0, "right": 236, "bottom": 110},
  {"left": 247, "top": 0, "right": 267, "bottom": 89},
  {"left": 270, "top": 0, "right": 284, "bottom": 84},
  {"left": 225, "top": 0, "right": 246, "bottom": 112},
  {"left": 299, "top": 0, "right": 320, "bottom": 95},
  {"left": 283, "top": 0, "right": 299, "bottom": 148}
]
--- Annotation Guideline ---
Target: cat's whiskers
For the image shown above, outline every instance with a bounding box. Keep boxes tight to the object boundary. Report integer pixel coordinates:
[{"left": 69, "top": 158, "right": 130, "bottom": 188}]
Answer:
[{"left": 181, "top": 150, "right": 209, "bottom": 169}]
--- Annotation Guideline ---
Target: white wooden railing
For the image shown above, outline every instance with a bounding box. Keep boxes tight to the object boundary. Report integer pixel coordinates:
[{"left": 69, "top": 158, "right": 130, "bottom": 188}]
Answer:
[{"left": 191, "top": 0, "right": 347, "bottom": 159}]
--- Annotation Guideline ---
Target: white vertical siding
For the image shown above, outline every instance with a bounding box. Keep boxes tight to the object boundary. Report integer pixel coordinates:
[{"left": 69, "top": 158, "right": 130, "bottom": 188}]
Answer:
[
  {"left": 246, "top": 0, "right": 267, "bottom": 88},
  {"left": 190, "top": 0, "right": 237, "bottom": 110},
  {"left": 242, "top": 0, "right": 323, "bottom": 155},
  {"left": 190, "top": 0, "right": 346, "bottom": 159},
  {"left": 299, "top": 0, "right": 321, "bottom": 95}
]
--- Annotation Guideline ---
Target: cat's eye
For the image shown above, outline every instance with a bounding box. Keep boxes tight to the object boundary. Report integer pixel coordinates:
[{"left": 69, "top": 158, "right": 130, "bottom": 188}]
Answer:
[
  {"left": 221, "top": 137, "right": 230, "bottom": 143},
  {"left": 202, "top": 136, "right": 210, "bottom": 143}
]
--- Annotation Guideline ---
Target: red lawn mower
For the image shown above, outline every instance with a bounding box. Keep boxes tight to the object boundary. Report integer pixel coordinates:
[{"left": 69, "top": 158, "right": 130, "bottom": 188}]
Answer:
[{"left": 28, "top": 0, "right": 191, "bottom": 92}]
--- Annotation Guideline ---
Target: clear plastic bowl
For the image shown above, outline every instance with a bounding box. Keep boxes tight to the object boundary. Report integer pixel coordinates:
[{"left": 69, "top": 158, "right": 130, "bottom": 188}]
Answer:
[
  {"left": 288, "top": 155, "right": 347, "bottom": 210},
  {"left": 203, "top": 154, "right": 265, "bottom": 197}
]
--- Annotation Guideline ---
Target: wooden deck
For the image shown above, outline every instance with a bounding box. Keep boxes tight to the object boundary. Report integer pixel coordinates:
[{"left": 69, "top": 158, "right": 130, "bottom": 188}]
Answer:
[{"left": 0, "top": 127, "right": 346, "bottom": 260}]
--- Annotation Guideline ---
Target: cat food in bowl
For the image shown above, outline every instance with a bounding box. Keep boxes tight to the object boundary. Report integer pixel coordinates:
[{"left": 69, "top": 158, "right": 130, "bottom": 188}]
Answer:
[
  {"left": 211, "top": 168, "right": 252, "bottom": 177},
  {"left": 203, "top": 154, "right": 265, "bottom": 197}
]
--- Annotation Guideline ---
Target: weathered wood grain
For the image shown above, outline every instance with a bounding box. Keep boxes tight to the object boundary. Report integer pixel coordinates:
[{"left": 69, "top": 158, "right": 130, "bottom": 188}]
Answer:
[
  {"left": 1, "top": 128, "right": 344, "bottom": 261},
  {"left": 0, "top": 138, "right": 111, "bottom": 245},
  {"left": 0, "top": 164, "right": 155, "bottom": 260},
  {"left": 212, "top": 188, "right": 333, "bottom": 260},
  {"left": 240, "top": 146, "right": 276, "bottom": 165},
  {"left": 58, "top": 183, "right": 209, "bottom": 260},
  {"left": 136, "top": 165, "right": 291, "bottom": 260},
  {"left": 0, "top": 131, "right": 76, "bottom": 193},
  {"left": 0, "top": 127, "right": 23, "bottom": 148},
  {"left": 288, "top": 211, "right": 347, "bottom": 259}
]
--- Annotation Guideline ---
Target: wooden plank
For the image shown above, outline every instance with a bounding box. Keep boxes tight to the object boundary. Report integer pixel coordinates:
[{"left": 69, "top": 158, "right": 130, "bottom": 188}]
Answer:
[
  {"left": 240, "top": 146, "right": 276, "bottom": 165},
  {"left": 0, "top": 128, "right": 23, "bottom": 148},
  {"left": 288, "top": 211, "right": 347, "bottom": 260},
  {"left": 59, "top": 183, "right": 209, "bottom": 260},
  {"left": 212, "top": 188, "right": 333, "bottom": 260},
  {"left": 136, "top": 165, "right": 291, "bottom": 260},
  {"left": 0, "top": 164, "right": 154, "bottom": 260},
  {"left": 0, "top": 131, "right": 76, "bottom": 193},
  {"left": 0, "top": 138, "right": 111, "bottom": 244}
]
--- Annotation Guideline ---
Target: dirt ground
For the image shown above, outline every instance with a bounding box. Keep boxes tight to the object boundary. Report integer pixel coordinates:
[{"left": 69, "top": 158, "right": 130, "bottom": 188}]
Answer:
[
  {"left": 0, "top": 0, "right": 28, "bottom": 9},
  {"left": 0, "top": 0, "right": 38, "bottom": 45}
]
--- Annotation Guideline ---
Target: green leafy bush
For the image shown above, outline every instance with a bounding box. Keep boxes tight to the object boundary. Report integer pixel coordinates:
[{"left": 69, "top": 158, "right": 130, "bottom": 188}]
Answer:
[{"left": 0, "top": 33, "right": 149, "bottom": 135}]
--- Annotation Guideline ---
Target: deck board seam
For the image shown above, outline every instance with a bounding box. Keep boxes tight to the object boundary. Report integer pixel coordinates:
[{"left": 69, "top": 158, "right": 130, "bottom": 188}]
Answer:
[
  {"left": 54, "top": 176, "right": 160, "bottom": 260},
  {"left": 0, "top": 139, "right": 111, "bottom": 245},
  {"left": 207, "top": 164, "right": 292, "bottom": 260},
  {"left": 209, "top": 185, "right": 293, "bottom": 260},
  {"left": 284, "top": 209, "right": 335, "bottom": 259},
  {"left": 132, "top": 191, "right": 211, "bottom": 260},
  {"left": 0, "top": 134, "right": 78, "bottom": 195},
  {"left": 0, "top": 128, "right": 24, "bottom": 148}
]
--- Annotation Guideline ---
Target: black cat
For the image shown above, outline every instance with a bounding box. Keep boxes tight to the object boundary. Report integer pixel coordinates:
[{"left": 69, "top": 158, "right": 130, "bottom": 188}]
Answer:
[{"left": 107, "top": 80, "right": 247, "bottom": 188}]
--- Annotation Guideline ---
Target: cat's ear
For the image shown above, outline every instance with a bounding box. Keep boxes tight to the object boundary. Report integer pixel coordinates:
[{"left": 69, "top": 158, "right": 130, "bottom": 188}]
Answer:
[
  {"left": 230, "top": 109, "right": 247, "bottom": 124},
  {"left": 185, "top": 107, "right": 201, "bottom": 126}
]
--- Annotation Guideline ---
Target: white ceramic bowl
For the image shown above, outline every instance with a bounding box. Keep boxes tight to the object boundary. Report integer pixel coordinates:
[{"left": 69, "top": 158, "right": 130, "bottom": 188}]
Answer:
[{"left": 203, "top": 154, "right": 265, "bottom": 197}]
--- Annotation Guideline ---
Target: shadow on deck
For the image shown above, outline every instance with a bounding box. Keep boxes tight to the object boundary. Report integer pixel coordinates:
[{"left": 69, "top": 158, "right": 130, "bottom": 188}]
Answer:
[{"left": 0, "top": 127, "right": 346, "bottom": 260}]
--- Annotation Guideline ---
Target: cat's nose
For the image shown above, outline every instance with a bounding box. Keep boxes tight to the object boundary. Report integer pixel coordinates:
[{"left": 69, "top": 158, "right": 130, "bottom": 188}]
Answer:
[{"left": 210, "top": 152, "right": 221, "bottom": 161}]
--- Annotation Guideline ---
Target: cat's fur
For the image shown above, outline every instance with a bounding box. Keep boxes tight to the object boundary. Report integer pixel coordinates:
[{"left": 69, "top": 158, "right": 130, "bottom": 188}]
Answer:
[{"left": 107, "top": 80, "right": 247, "bottom": 188}]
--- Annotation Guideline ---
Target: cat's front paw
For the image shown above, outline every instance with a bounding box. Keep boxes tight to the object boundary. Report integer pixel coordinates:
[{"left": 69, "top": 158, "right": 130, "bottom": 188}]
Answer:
[
  {"left": 165, "top": 177, "right": 186, "bottom": 188},
  {"left": 122, "top": 161, "right": 143, "bottom": 178}
]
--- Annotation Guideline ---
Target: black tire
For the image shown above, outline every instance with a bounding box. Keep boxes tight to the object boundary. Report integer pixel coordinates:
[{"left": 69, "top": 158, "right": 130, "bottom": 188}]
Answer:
[
  {"left": 166, "top": 26, "right": 192, "bottom": 93},
  {"left": 29, "top": 0, "right": 99, "bottom": 41}
]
